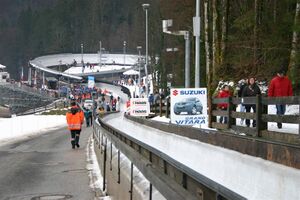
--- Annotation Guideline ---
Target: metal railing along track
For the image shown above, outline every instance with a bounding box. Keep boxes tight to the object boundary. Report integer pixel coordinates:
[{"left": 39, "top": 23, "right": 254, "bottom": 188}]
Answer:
[{"left": 93, "top": 115, "right": 246, "bottom": 200}]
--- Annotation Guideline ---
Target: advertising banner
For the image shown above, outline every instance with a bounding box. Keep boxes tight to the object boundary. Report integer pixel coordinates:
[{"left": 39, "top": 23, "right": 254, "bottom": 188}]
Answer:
[
  {"left": 88, "top": 76, "right": 95, "bottom": 88},
  {"left": 130, "top": 98, "right": 150, "bottom": 117},
  {"left": 170, "top": 88, "right": 207, "bottom": 125}
]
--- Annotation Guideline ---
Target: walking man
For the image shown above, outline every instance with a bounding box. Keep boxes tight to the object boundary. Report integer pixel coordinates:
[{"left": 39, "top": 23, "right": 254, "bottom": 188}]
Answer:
[
  {"left": 66, "top": 101, "right": 84, "bottom": 149},
  {"left": 268, "top": 68, "right": 293, "bottom": 128}
]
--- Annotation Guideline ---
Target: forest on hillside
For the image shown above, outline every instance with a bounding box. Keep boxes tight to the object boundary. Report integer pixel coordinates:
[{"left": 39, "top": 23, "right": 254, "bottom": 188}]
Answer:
[{"left": 0, "top": 0, "right": 299, "bottom": 92}]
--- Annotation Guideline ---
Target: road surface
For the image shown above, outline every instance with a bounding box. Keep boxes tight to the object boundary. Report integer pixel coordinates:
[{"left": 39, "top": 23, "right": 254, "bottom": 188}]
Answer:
[{"left": 0, "top": 125, "right": 95, "bottom": 200}]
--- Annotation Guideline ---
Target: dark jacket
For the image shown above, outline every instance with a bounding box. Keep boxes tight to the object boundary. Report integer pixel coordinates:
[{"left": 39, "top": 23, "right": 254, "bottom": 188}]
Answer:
[
  {"left": 238, "top": 83, "right": 247, "bottom": 97},
  {"left": 242, "top": 84, "right": 261, "bottom": 97}
]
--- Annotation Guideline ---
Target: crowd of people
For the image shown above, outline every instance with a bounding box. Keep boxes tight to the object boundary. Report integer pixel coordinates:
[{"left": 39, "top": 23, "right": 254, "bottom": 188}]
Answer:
[
  {"left": 217, "top": 67, "right": 293, "bottom": 129},
  {"left": 65, "top": 62, "right": 295, "bottom": 150},
  {"left": 65, "top": 84, "right": 121, "bottom": 149}
]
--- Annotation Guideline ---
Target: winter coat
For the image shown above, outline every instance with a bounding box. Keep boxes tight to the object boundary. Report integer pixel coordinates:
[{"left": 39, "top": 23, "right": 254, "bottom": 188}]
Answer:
[
  {"left": 242, "top": 83, "right": 261, "bottom": 97},
  {"left": 66, "top": 107, "right": 83, "bottom": 130},
  {"left": 84, "top": 110, "right": 92, "bottom": 119},
  {"left": 217, "top": 90, "right": 231, "bottom": 109},
  {"left": 268, "top": 76, "right": 293, "bottom": 97},
  {"left": 238, "top": 83, "right": 247, "bottom": 97}
]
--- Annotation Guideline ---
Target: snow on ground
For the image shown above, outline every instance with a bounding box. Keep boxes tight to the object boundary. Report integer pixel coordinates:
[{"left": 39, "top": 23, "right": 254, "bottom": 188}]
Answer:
[
  {"left": 86, "top": 136, "right": 111, "bottom": 199},
  {"left": 151, "top": 104, "right": 299, "bottom": 134},
  {"left": 104, "top": 84, "right": 300, "bottom": 200},
  {"left": 0, "top": 114, "right": 65, "bottom": 144},
  {"left": 65, "top": 65, "right": 132, "bottom": 74},
  {"left": 32, "top": 53, "right": 139, "bottom": 68},
  {"left": 106, "top": 113, "right": 300, "bottom": 200}
]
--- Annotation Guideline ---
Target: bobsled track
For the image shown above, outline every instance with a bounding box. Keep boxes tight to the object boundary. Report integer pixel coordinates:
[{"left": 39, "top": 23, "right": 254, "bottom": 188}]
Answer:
[{"left": 3, "top": 53, "right": 297, "bottom": 200}]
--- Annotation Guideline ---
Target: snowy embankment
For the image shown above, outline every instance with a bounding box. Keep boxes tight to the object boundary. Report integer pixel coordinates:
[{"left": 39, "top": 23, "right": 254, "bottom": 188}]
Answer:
[
  {"left": 104, "top": 84, "right": 300, "bottom": 200},
  {"left": 106, "top": 113, "right": 300, "bottom": 200},
  {"left": 152, "top": 104, "right": 299, "bottom": 134},
  {"left": 0, "top": 115, "right": 65, "bottom": 143}
]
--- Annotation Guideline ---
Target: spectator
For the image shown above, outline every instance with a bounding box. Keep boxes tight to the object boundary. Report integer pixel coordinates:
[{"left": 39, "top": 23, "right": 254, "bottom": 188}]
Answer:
[
  {"left": 217, "top": 85, "right": 231, "bottom": 124},
  {"left": 242, "top": 77, "right": 261, "bottom": 127},
  {"left": 237, "top": 79, "right": 247, "bottom": 125},
  {"left": 116, "top": 99, "right": 120, "bottom": 111},
  {"left": 106, "top": 102, "right": 111, "bottom": 112},
  {"left": 148, "top": 93, "right": 154, "bottom": 106},
  {"left": 84, "top": 108, "right": 92, "bottom": 127},
  {"left": 153, "top": 91, "right": 160, "bottom": 105},
  {"left": 268, "top": 68, "right": 293, "bottom": 128},
  {"left": 73, "top": 59, "right": 77, "bottom": 67},
  {"left": 110, "top": 94, "right": 113, "bottom": 103},
  {"left": 97, "top": 106, "right": 105, "bottom": 117}
]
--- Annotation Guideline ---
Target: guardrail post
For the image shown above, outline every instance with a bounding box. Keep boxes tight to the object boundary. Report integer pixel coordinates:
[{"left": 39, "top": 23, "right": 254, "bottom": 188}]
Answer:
[
  {"left": 298, "top": 98, "right": 300, "bottom": 136},
  {"left": 149, "top": 183, "right": 152, "bottom": 200},
  {"left": 103, "top": 137, "right": 107, "bottom": 192},
  {"left": 166, "top": 97, "right": 170, "bottom": 118},
  {"left": 110, "top": 142, "right": 113, "bottom": 171},
  {"left": 98, "top": 130, "right": 101, "bottom": 149},
  {"left": 208, "top": 96, "right": 216, "bottom": 128},
  {"left": 117, "top": 150, "right": 121, "bottom": 184},
  {"left": 227, "top": 97, "right": 233, "bottom": 129},
  {"left": 160, "top": 96, "right": 163, "bottom": 117},
  {"left": 129, "top": 162, "right": 134, "bottom": 200},
  {"left": 256, "top": 95, "right": 267, "bottom": 137}
]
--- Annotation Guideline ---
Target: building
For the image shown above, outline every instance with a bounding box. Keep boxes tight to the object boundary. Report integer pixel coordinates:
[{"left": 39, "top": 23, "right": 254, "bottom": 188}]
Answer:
[{"left": 0, "top": 64, "right": 10, "bottom": 83}]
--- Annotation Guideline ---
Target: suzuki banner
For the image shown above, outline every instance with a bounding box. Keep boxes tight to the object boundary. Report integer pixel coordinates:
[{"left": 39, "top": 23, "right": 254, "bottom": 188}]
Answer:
[
  {"left": 130, "top": 98, "right": 150, "bottom": 117},
  {"left": 170, "top": 88, "right": 207, "bottom": 125}
]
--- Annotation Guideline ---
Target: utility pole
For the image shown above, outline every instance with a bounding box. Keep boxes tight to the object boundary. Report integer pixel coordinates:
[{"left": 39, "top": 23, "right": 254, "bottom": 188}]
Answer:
[
  {"left": 162, "top": 19, "right": 190, "bottom": 88},
  {"left": 81, "top": 43, "right": 84, "bottom": 64},
  {"left": 123, "top": 41, "right": 127, "bottom": 67},
  {"left": 137, "top": 46, "right": 142, "bottom": 87},
  {"left": 194, "top": 0, "right": 201, "bottom": 87},
  {"left": 142, "top": 3, "right": 150, "bottom": 97},
  {"left": 99, "top": 41, "right": 102, "bottom": 68}
]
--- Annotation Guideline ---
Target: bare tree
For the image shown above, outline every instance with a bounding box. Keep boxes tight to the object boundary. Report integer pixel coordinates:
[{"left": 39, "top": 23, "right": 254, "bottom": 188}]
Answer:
[
  {"left": 289, "top": 0, "right": 300, "bottom": 90},
  {"left": 220, "top": 0, "right": 229, "bottom": 66},
  {"left": 212, "top": 0, "right": 219, "bottom": 83},
  {"left": 204, "top": 0, "right": 211, "bottom": 87},
  {"left": 273, "top": 0, "right": 277, "bottom": 23}
]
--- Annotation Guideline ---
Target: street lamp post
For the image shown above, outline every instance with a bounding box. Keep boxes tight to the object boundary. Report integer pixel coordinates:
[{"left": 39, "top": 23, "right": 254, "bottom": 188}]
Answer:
[
  {"left": 193, "top": 0, "right": 201, "bottom": 87},
  {"left": 162, "top": 19, "right": 190, "bottom": 88},
  {"left": 142, "top": 3, "right": 150, "bottom": 97},
  {"left": 81, "top": 43, "right": 84, "bottom": 64},
  {"left": 137, "top": 46, "right": 142, "bottom": 92},
  {"left": 123, "top": 41, "right": 127, "bottom": 67},
  {"left": 99, "top": 41, "right": 102, "bottom": 68}
]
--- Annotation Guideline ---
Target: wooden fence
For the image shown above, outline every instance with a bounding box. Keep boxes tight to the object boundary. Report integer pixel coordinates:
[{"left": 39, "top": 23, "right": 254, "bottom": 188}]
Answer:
[
  {"left": 150, "top": 95, "right": 300, "bottom": 145},
  {"left": 210, "top": 95, "right": 300, "bottom": 144}
]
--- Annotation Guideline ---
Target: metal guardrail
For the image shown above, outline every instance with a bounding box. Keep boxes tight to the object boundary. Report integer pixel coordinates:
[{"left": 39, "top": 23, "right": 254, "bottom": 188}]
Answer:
[
  {"left": 17, "top": 99, "right": 67, "bottom": 116},
  {"left": 93, "top": 114, "right": 245, "bottom": 200}
]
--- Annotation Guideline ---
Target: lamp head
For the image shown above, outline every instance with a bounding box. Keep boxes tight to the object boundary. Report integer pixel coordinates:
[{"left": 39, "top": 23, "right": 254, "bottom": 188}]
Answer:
[{"left": 142, "top": 3, "right": 150, "bottom": 10}]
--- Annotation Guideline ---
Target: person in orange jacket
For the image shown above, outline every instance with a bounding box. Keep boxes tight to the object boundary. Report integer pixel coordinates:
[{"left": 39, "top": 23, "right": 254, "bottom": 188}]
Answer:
[{"left": 66, "top": 101, "right": 84, "bottom": 149}]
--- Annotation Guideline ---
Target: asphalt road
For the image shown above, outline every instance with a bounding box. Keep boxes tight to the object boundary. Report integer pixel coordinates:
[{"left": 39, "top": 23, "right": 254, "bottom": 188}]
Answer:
[{"left": 0, "top": 125, "right": 96, "bottom": 200}]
